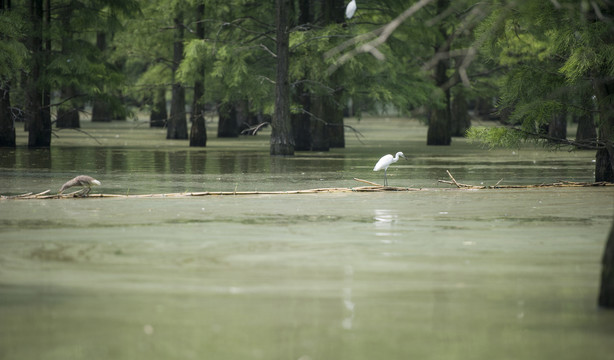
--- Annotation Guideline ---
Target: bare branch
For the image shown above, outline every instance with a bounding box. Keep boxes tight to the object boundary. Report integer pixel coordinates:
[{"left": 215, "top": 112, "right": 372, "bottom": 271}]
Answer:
[
  {"left": 259, "top": 43, "right": 277, "bottom": 58},
  {"left": 256, "top": 75, "right": 276, "bottom": 85},
  {"left": 44, "top": 94, "right": 86, "bottom": 109},
  {"left": 325, "top": 0, "right": 435, "bottom": 75},
  {"left": 300, "top": 108, "right": 365, "bottom": 144},
  {"left": 241, "top": 122, "right": 270, "bottom": 135},
  {"left": 509, "top": 127, "right": 604, "bottom": 150}
]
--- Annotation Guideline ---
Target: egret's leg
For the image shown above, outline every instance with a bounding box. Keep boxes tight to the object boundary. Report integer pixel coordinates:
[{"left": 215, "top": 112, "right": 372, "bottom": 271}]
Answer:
[{"left": 384, "top": 169, "right": 388, "bottom": 186}]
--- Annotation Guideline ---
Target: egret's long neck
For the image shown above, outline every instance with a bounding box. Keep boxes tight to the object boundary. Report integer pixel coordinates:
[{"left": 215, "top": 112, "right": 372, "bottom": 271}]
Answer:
[{"left": 393, "top": 154, "right": 400, "bottom": 162}]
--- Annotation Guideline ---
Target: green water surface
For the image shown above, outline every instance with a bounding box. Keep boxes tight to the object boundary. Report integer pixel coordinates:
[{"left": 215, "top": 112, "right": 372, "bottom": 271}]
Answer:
[{"left": 0, "top": 118, "right": 613, "bottom": 359}]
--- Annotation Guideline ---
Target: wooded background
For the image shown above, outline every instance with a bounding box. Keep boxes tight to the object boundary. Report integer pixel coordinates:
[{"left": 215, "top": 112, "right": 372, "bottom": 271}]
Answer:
[{"left": 0, "top": 0, "right": 613, "bottom": 180}]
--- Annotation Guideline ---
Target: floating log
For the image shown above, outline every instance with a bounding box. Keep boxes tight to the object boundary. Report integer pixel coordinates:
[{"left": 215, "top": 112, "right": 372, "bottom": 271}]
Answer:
[
  {"left": 2, "top": 174, "right": 611, "bottom": 200},
  {"left": 1, "top": 179, "right": 421, "bottom": 200}
]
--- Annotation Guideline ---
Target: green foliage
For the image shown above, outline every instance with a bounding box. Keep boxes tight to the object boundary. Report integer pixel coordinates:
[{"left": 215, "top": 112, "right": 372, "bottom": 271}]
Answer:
[
  {"left": 173, "top": 0, "right": 446, "bottom": 117},
  {"left": 466, "top": 126, "right": 523, "bottom": 148},
  {"left": 0, "top": 8, "right": 28, "bottom": 83},
  {"left": 1, "top": 0, "right": 141, "bottom": 118},
  {"left": 469, "top": 0, "right": 614, "bottom": 149}
]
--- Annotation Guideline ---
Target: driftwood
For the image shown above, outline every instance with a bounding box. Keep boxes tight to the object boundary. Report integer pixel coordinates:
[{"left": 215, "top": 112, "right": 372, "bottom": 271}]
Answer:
[
  {"left": 3, "top": 173, "right": 612, "bottom": 200},
  {"left": 438, "top": 170, "right": 614, "bottom": 189},
  {"left": 1, "top": 178, "right": 420, "bottom": 200}
]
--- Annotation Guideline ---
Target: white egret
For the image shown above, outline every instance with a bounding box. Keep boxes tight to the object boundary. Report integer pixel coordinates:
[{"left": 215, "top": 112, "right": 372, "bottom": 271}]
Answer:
[
  {"left": 346, "top": 0, "right": 357, "bottom": 19},
  {"left": 373, "top": 152, "right": 406, "bottom": 186},
  {"left": 59, "top": 175, "right": 101, "bottom": 196}
]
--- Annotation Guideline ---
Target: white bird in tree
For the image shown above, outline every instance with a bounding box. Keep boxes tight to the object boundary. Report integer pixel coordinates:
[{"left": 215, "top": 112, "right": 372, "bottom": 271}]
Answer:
[
  {"left": 373, "top": 152, "right": 406, "bottom": 186},
  {"left": 59, "top": 175, "right": 101, "bottom": 196},
  {"left": 346, "top": 0, "right": 357, "bottom": 19}
]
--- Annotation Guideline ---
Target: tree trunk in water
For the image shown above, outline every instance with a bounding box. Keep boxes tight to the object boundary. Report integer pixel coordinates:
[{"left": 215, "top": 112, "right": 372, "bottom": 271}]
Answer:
[
  {"left": 427, "top": 107, "right": 451, "bottom": 145},
  {"left": 427, "top": 0, "right": 451, "bottom": 146},
  {"left": 0, "top": 1, "right": 15, "bottom": 146},
  {"left": 189, "top": 3, "right": 207, "bottom": 147},
  {"left": 594, "top": 77, "right": 614, "bottom": 182},
  {"left": 321, "top": 0, "right": 345, "bottom": 148},
  {"left": 167, "top": 14, "right": 187, "bottom": 140},
  {"left": 41, "top": 0, "right": 51, "bottom": 130},
  {"left": 328, "top": 92, "right": 345, "bottom": 148},
  {"left": 56, "top": 107, "right": 80, "bottom": 128},
  {"left": 91, "top": 99, "right": 112, "bottom": 122},
  {"left": 576, "top": 95, "right": 597, "bottom": 148},
  {"left": 0, "top": 84, "right": 15, "bottom": 147},
  {"left": 27, "top": 0, "right": 51, "bottom": 147},
  {"left": 235, "top": 99, "right": 255, "bottom": 133},
  {"left": 292, "top": 113, "right": 311, "bottom": 150},
  {"left": 217, "top": 102, "right": 239, "bottom": 137},
  {"left": 548, "top": 113, "right": 567, "bottom": 140},
  {"left": 599, "top": 219, "right": 614, "bottom": 308},
  {"left": 270, "top": 0, "right": 294, "bottom": 155},
  {"left": 310, "top": 96, "right": 329, "bottom": 151},
  {"left": 190, "top": 106, "right": 207, "bottom": 146},
  {"left": 291, "top": 0, "right": 313, "bottom": 151},
  {"left": 292, "top": 83, "right": 311, "bottom": 150},
  {"left": 189, "top": 90, "right": 207, "bottom": 146},
  {"left": 167, "top": 83, "right": 187, "bottom": 139},
  {"left": 150, "top": 88, "right": 167, "bottom": 127},
  {"left": 451, "top": 91, "right": 470, "bottom": 137},
  {"left": 575, "top": 112, "right": 596, "bottom": 145}
]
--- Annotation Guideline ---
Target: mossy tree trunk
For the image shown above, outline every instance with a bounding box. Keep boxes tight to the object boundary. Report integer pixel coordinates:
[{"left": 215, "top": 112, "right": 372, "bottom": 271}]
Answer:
[
  {"left": 167, "top": 14, "right": 187, "bottom": 140},
  {"left": 189, "top": 3, "right": 206, "bottom": 147},
  {"left": 270, "top": 0, "right": 294, "bottom": 155},
  {"left": 321, "top": 0, "right": 345, "bottom": 148},
  {"left": 26, "top": 0, "right": 51, "bottom": 147},
  {"left": 291, "top": 0, "right": 312, "bottom": 151},
  {"left": 426, "top": 0, "right": 451, "bottom": 146}
]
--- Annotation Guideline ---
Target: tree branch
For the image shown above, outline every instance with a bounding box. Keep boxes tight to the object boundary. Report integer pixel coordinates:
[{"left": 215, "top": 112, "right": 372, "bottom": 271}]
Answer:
[
  {"left": 325, "top": 0, "right": 436, "bottom": 74},
  {"left": 510, "top": 127, "right": 604, "bottom": 150},
  {"left": 299, "top": 108, "right": 365, "bottom": 144},
  {"left": 43, "top": 94, "right": 86, "bottom": 109},
  {"left": 259, "top": 43, "right": 277, "bottom": 58}
]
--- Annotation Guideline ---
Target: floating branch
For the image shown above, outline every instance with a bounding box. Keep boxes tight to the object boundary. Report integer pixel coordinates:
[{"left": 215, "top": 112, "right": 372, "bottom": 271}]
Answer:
[{"left": 438, "top": 170, "right": 614, "bottom": 189}]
